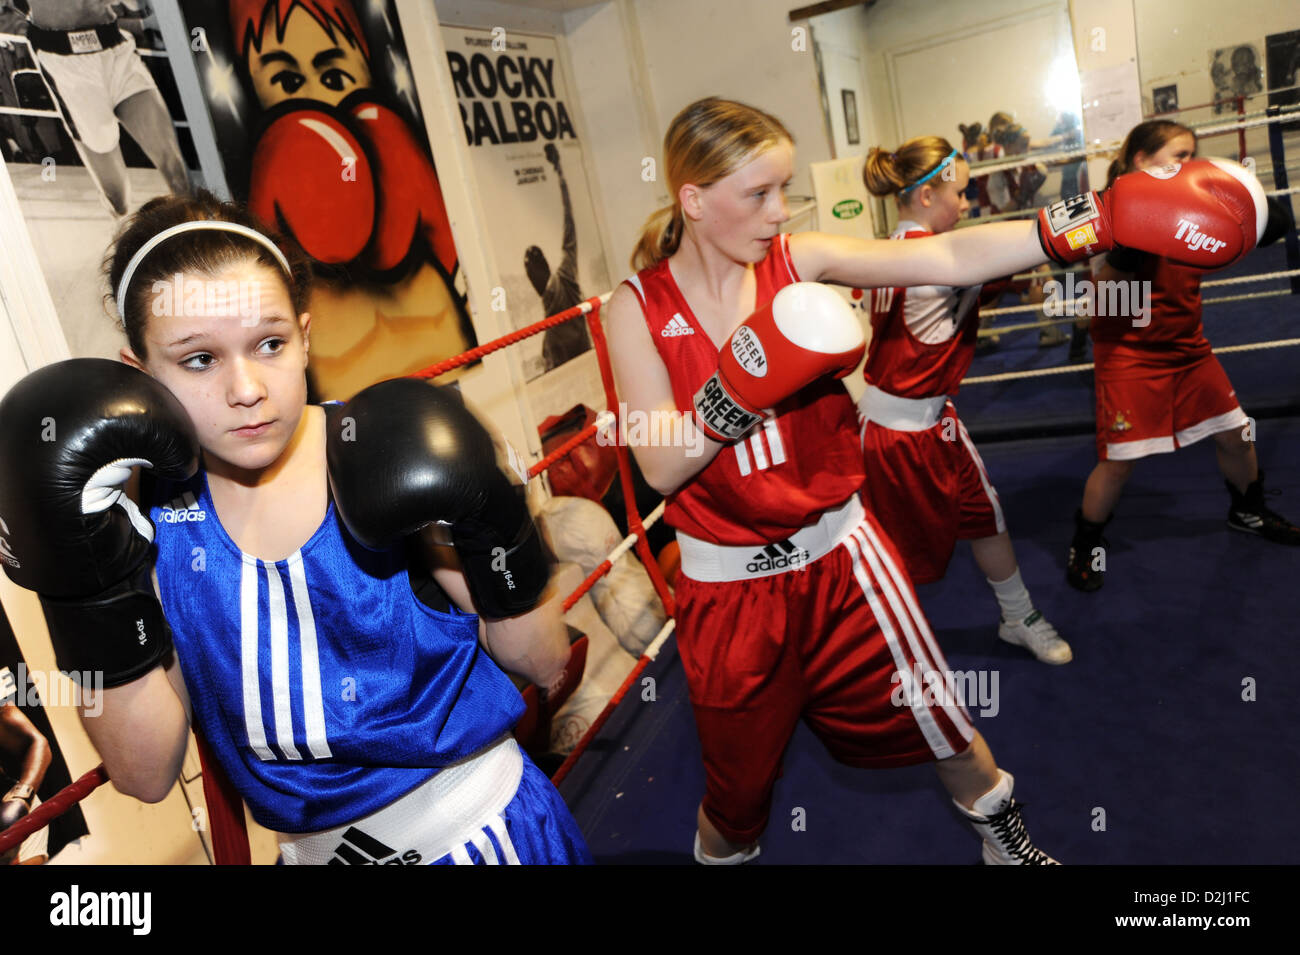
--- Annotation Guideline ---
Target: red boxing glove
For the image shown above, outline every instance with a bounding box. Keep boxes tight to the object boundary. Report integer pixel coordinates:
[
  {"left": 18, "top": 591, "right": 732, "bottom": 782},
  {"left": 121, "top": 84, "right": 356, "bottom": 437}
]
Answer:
[
  {"left": 350, "top": 100, "right": 458, "bottom": 276},
  {"left": 693, "top": 283, "right": 865, "bottom": 443},
  {"left": 248, "top": 108, "right": 376, "bottom": 264},
  {"left": 1038, "top": 157, "right": 1267, "bottom": 271}
]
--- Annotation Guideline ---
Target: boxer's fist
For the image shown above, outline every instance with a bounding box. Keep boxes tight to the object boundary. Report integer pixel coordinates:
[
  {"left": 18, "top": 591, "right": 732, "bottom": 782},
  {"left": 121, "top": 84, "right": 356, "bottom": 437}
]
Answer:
[
  {"left": 326, "top": 380, "right": 549, "bottom": 618},
  {"left": 0, "top": 359, "right": 199, "bottom": 685},
  {"left": 248, "top": 107, "right": 376, "bottom": 264},
  {"left": 349, "top": 100, "right": 457, "bottom": 276},
  {"left": 0, "top": 795, "right": 29, "bottom": 832},
  {"left": 693, "top": 283, "right": 865, "bottom": 442},
  {"left": 1038, "top": 158, "right": 1267, "bottom": 270}
]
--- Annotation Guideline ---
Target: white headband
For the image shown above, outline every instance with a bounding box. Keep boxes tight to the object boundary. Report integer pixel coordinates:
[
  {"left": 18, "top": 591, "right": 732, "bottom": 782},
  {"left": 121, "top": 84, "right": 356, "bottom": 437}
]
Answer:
[{"left": 115, "top": 221, "right": 293, "bottom": 319}]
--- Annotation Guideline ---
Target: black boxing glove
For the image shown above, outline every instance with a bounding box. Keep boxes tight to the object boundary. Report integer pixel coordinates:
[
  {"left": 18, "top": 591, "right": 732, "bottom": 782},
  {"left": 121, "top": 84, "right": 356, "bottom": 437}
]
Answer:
[
  {"left": 326, "top": 379, "right": 549, "bottom": 618},
  {"left": 0, "top": 359, "right": 199, "bottom": 687},
  {"left": 1, "top": 792, "right": 30, "bottom": 831},
  {"left": 1260, "top": 196, "right": 1295, "bottom": 248}
]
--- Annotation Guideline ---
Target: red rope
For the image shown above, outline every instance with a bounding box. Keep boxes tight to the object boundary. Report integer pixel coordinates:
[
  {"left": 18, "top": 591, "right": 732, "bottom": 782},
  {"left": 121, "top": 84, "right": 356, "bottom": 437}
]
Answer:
[
  {"left": 0, "top": 763, "right": 108, "bottom": 856},
  {"left": 194, "top": 729, "right": 251, "bottom": 865},
  {"left": 528, "top": 421, "right": 600, "bottom": 479},
  {"left": 411, "top": 295, "right": 605, "bottom": 380},
  {"left": 550, "top": 652, "right": 654, "bottom": 788},
  {"left": 584, "top": 306, "right": 676, "bottom": 618},
  {"left": 562, "top": 558, "right": 613, "bottom": 614}
]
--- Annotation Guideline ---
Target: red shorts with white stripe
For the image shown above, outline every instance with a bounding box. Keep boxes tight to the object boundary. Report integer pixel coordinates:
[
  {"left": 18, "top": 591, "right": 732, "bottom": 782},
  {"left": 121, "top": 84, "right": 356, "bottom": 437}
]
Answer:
[
  {"left": 860, "top": 404, "right": 1006, "bottom": 585},
  {"left": 675, "top": 514, "right": 974, "bottom": 846},
  {"left": 1095, "top": 353, "right": 1247, "bottom": 461}
]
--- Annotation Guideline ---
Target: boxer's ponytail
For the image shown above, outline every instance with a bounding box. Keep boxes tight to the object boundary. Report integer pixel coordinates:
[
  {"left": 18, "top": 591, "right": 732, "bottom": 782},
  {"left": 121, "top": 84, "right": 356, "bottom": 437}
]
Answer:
[
  {"left": 632, "top": 97, "right": 793, "bottom": 271},
  {"left": 864, "top": 136, "right": 959, "bottom": 198}
]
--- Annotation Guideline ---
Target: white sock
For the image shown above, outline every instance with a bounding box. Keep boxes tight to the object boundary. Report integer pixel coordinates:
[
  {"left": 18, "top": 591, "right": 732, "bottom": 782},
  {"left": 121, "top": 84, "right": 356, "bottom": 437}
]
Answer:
[
  {"left": 987, "top": 568, "right": 1034, "bottom": 622},
  {"left": 972, "top": 769, "right": 1014, "bottom": 818}
]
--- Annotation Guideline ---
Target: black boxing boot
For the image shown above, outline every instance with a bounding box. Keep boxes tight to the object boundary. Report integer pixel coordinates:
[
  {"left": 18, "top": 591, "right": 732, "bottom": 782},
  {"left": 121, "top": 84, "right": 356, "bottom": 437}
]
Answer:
[
  {"left": 1226, "top": 471, "right": 1300, "bottom": 545},
  {"left": 1066, "top": 508, "right": 1110, "bottom": 592}
]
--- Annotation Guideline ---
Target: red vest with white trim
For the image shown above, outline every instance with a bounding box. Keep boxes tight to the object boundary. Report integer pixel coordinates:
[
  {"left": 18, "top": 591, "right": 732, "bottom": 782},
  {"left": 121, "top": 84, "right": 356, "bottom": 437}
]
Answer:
[
  {"left": 863, "top": 225, "right": 982, "bottom": 398},
  {"left": 622, "top": 235, "right": 863, "bottom": 545}
]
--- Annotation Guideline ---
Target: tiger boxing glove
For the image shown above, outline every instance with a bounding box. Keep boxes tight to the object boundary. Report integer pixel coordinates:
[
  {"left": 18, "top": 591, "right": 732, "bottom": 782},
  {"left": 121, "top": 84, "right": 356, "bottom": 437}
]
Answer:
[
  {"left": 693, "top": 282, "right": 865, "bottom": 442},
  {"left": 248, "top": 106, "right": 376, "bottom": 264},
  {"left": 348, "top": 98, "right": 458, "bottom": 276},
  {"left": 0, "top": 359, "right": 199, "bottom": 686},
  {"left": 326, "top": 379, "right": 548, "bottom": 618},
  {"left": 1038, "top": 157, "right": 1267, "bottom": 270}
]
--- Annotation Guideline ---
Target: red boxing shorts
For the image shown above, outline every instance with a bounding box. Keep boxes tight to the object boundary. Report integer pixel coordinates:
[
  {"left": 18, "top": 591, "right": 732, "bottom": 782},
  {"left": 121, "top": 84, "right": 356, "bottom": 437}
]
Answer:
[
  {"left": 858, "top": 392, "right": 1005, "bottom": 585},
  {"left": 673, "top": 498, "right": 975, "bottom": 846},
  {"left": 1095, "top": 353, "right": 1247, "bottom": 461}
]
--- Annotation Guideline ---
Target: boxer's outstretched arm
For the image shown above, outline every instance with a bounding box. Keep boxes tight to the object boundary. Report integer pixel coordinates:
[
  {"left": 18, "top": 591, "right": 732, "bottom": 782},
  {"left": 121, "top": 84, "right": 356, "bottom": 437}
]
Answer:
[{"left": 790, "top": 221, "right": 1047, "bottom": 290}]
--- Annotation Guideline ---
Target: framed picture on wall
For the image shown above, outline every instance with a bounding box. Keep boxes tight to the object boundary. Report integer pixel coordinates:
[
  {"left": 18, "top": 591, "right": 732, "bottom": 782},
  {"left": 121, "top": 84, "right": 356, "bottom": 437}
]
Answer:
[
  {"left": 1152, "top": 84, "right": 1178, "bottom": 115},
  {"left": 841, "top": 89, "right": 860, "bottom": 145},
  {"left": 1265, "top": 30, "right": 1300, "bottom": 131}
]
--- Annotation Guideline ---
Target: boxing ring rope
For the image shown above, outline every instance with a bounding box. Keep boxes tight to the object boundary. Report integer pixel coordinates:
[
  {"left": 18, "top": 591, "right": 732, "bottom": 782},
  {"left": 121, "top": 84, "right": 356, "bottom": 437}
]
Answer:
[
  {"left": 975, "top": 267, "right": 1300, "bottom": 336},
  {"left": 961, "top": 338, "right": 1300, "bottom": 386},
  {"left": 0, "top": 765, "right": 108, "bottom": 858}
]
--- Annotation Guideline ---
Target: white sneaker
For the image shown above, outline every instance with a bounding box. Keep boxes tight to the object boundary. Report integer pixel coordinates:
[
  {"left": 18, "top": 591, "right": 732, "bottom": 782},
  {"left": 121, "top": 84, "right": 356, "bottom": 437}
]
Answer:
[
  {"left": 999, "top": 610, "right": 1072, "bottom": 665},
  {"left": 693, "top": 831, "right": 761, "bottom": 865}
]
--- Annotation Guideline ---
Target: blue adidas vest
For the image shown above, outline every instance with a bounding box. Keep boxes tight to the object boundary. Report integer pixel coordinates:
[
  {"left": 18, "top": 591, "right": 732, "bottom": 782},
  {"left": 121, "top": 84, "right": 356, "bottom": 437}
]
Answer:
[{"left": 146, "top": 461, "right": 524, "bottom": 833}]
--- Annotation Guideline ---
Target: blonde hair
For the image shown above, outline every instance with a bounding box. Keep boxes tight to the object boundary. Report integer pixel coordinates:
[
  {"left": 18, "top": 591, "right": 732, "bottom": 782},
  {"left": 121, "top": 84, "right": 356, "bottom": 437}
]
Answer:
[
  {"left": 631, "top": 97, "right": 793, "bottom": 271},
  {"left": 863, "top": 136, "right": 959, "bottom": 198}
]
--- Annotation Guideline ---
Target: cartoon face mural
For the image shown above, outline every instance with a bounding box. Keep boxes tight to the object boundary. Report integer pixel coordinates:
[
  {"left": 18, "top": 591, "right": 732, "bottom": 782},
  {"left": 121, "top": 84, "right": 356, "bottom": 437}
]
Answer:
[
  {"left": 216, "top": 0, "right": 474, "bottom": 400},
  {"left": 231, "top": 0, "right": 373, "bottom": 109}
]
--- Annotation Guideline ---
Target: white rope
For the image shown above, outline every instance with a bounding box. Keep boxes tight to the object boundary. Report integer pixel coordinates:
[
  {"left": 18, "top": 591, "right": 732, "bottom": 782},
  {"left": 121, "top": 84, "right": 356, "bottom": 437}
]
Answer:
[
  {"left": 980, "top": 288, "right": 1297, "bottom": 335},
  {"left": 962, "top": 337, "right": 1300, "bottom": 384},
  {"left": 643, "top": 618, "right": 677, "bottom": 661},
  {"left": 979, "top": 270, "right": 1300, "bottom": 323}
]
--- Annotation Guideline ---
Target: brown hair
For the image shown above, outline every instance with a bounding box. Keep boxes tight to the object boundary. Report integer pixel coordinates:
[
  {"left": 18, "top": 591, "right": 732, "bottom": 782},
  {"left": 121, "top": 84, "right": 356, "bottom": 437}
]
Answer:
[
  {"left": 103, "top": 190, "right": 312, "bottom": 359},
  {"left": 228, "top": 0, "right": 369, "bottom": 61},
  {"left": 631, "top": 97, "right": 793, "bottom": 271},
  {"left": 863, "top": 135, "right": 960, "bottom": 198},
  {"left": 1104, "top": 119, "right": 1196, "bottom": 190}
]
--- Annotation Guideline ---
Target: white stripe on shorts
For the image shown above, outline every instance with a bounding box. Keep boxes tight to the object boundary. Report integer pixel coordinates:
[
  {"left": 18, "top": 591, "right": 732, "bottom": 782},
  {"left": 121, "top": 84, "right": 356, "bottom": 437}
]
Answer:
[
  {"left": 844, "top": 525, "right": 973, "bottom": 754},
  {"left": 957, "top": 419, "right": 1007, "bottom": 534}
]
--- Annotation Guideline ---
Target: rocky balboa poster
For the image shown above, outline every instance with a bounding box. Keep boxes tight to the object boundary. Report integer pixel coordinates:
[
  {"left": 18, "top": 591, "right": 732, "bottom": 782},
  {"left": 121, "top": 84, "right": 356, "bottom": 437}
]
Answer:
[{"left": 440, "top": 25, "right": 608, "bottom": 416}]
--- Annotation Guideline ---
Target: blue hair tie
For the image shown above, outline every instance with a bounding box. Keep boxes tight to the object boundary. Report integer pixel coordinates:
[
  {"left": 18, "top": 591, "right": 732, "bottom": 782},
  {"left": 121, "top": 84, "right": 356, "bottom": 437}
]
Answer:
[{"left": 900, "top": 148, "right": 960, "bottom": 195}]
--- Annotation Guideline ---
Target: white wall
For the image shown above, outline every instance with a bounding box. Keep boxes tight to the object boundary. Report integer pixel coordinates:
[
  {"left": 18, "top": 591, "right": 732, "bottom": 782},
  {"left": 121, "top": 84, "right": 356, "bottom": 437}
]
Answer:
[
  {"left": 562, "top": 0, "right": 834, "bottom": 278},
  {"left": 1132, "top": 0, "right": 1299, "bottom": 177}
]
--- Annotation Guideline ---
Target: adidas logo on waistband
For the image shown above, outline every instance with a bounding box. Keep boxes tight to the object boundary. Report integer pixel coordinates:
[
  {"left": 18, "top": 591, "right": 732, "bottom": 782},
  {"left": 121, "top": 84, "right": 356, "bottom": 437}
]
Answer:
[
  {"left": 327, "top": 826, "right": 422, "bottom": 865},
  {"left": 160, "top": 492, "right": 205, "bottom": 523},
  {"left": 661, "top": 314, "right": 694, "bottom": 337},
  {"left": 746, "top": 539, "right": 810, "bottom": 574}
]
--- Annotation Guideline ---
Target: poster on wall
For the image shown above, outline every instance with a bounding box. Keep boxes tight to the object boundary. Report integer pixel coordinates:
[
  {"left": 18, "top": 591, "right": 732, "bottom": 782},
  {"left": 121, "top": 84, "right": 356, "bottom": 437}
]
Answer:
[
  {"left": 1152, "top": 84, "right": 1178, "bottom": 115},
  {"left": 171, "top": 0, "right": 477, "bottom": 401},
  {"left": 1265, "top": 30, "right": 1300, "bottom": 130},
  {"left": 0, "top": 1, "right": 197, "bottom": 362},
  {"left": 439, "top": 24, "right": 609, "bottom": 421},
  {"left": 1209, "top": 43, "right": 1264, "bottom": 113},
  {"left": 1, "top": 601, "right": 90, "bottom": 866}
]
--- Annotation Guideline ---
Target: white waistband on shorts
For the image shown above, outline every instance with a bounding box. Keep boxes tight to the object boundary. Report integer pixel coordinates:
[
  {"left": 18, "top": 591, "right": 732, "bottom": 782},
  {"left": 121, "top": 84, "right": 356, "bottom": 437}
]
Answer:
[
  {"left": 856, "top": 384, "right": 949, "bottom": 432},
  {"left": 277, "top": 735, "right": 523, "bottom": 865},
  {"left": 676, "top": 495, "right": 864, "bottom": 583}
]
